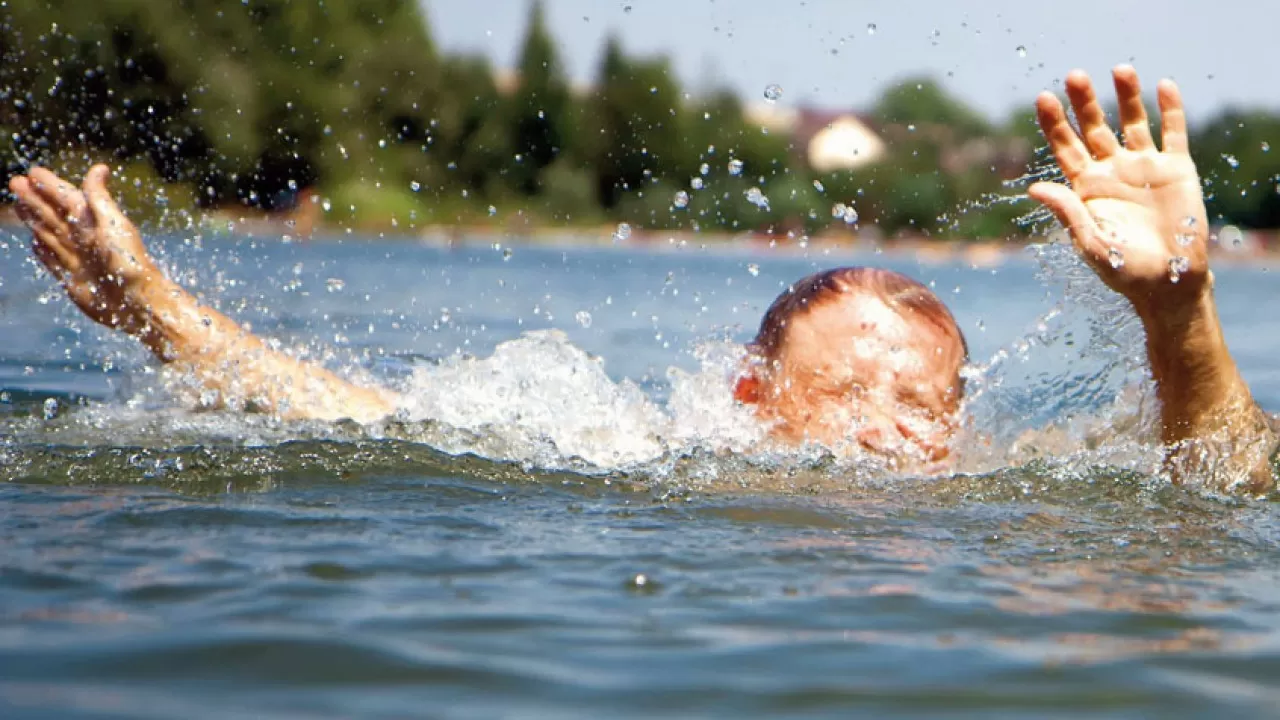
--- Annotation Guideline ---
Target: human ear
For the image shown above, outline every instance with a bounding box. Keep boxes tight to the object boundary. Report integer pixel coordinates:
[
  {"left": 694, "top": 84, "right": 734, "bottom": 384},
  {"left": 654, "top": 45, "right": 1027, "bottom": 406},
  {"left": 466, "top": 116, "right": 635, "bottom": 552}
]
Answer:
[{"left": 734, "top": 372, "right": 761, "bottom": 405}]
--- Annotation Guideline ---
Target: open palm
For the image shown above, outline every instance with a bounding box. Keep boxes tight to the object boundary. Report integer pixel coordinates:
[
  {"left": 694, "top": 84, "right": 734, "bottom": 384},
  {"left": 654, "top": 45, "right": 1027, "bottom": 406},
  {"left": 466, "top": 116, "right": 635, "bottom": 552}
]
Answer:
[
  {"left": 1029, "top": 67, "right": 1210, "bottom": 310},
  {"left": 10, "top": 165, "right": 164, "bottom": 333}
]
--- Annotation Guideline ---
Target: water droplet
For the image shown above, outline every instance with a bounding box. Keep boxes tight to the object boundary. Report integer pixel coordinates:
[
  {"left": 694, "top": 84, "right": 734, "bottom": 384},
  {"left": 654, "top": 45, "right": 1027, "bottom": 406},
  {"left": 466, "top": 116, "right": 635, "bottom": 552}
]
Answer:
[
  {"left": 673, "top": 190, "right": 690, "bottom": 208},
  {"left": 488, "top": 205, "right": 498, "bottom": 216},
  {"left": 325, "top": 277, "right": 345, "bottom": 293},
  {"left": 1220, "top": 224, "right": 1244, "bottom": 249},
  {"left": 831, "top": 203, "right": 858, "bottom": 224},
  {"left": 866, "top": 23, "right": 877, "bottom": 34},
  {"left": 575, "top": 310, "right": 593, "bottom": 328},
  {"left": 321, "top": 198, "right": 332, "bottom": 212},
  {"left": 1176, "top": 233, "right": 1195, "bottom": 247},
  {"left": 727, "top": 159, "right": 744, "bottom": 176},
  {"left": 42, "top": 397, "right": 58, "bottom": 420},
  {"left": 1263, "top": 141, "right": 1271, "bottom": 153},
  {"left": 1107, "top": 247, "right": 1125, "bottom": 269},
  {"left": 745, "top": 187, "right": 769, "bottom": 209},
  {"left": 763, "top": 83, "right": 783, "bottom": 103},
  {"left": 747, "top": 263, "right": 760, "bottom": 277},
  {"left": 699, "top": 162, "right": 711, "bottom": 176},
  {"left": 1222, "top": 154, "right": 1240, "bottom": 169},
  {"left": 1168, "top": 255, "right": 1190, "bottom": 283},
  {"left": 502, "top": 247, "right": 513, "bottom": 261},
  {"left": 1016, "top": 45, "right": 1027, "bottom": 58},
  {"left": 690, "top": 176, "right": 705, "bottom": 190},
  {"left": 624, "top": 572, "right": 660, "bottom": 593},
  {"left": 409, "top": 180, "right": 421, "bottom": 192},
  {"left": 613, "top": 222, "right": 633, "bottom": 243},
  {"left": 622, "top": 4, "right": 632, "bottom": 12},
  {"left": 812, "top": 180, "right": 825, "bottom": 193}
]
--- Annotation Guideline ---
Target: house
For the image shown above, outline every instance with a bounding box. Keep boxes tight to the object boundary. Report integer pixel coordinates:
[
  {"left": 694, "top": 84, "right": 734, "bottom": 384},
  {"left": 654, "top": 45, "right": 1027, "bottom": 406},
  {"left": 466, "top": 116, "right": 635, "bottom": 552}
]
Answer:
[{"left": 745, "top": 105, "right": 887, "bottom": 173}]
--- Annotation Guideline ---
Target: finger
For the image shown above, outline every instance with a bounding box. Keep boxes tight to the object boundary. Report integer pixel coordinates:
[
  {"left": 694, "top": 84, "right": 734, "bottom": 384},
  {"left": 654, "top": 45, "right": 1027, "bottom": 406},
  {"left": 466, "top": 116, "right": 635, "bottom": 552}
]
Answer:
[
  {"left": 29, "top": 173, "right": 89, "bottom": 232},
  {"left": 1113, "top": 65, "right": 1155, "bottom": 151},
  {"left": 30, "top": 235, "right": 71, "bottom": 280},
  {"left": 1065, "top": 70, "right": 1121, "bottom": 159},
  {"left": 7, "top": 174, "right": 25, "bottom": 198},
  {"left": 1157, "top": 78, "right": 1190, "bottom": 155},
  {"left": 1028, "top": 182, "right": 1108, "bottom": 268},
  {"left": 13, "top": 185, "right": 84, "bottom": 274},
  {"left": 32, "top": 220, "right": 84, "bottom": 275},
  {"left": 18, "top": 203, "right": 82, "bottom": 276},
  {"left": 83, "top": 164, "right": 121, "bottom": 232},
  {"left": 27, "top": 167, "right": 88, "bottom": 224},
  {"left": 11, "top": 180, "right": 72, "bottom": 241},
  {"left": 1035, "top": 92, "right": 1090, "bottom": 178}
]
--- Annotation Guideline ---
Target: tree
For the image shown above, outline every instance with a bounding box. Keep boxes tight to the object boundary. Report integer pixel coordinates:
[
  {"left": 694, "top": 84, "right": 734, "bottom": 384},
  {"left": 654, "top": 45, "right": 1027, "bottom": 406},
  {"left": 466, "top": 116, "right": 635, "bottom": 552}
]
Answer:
[
  {"left": 1191, "top": 111, "right": 1280, "bottom": 228},
  {"left": 873, "top": 77, "right": 991, "bottom": 141},
  {"left": 508, "top": 0, "right": 571, "bottom": 195},
  {"left": 588, "top": 36, "right": 687, "bottom": 210}
]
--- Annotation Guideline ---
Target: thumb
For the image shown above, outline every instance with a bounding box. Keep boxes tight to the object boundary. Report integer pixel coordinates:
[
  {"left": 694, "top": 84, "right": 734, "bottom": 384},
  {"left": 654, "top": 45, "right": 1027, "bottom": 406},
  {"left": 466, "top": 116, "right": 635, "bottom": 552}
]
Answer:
[
  {"left": 1027, "top": 181, "right": 1102, "bottom": 260},
  {"left": 83, "top": 164, "right": 118, "bottom": 229}
]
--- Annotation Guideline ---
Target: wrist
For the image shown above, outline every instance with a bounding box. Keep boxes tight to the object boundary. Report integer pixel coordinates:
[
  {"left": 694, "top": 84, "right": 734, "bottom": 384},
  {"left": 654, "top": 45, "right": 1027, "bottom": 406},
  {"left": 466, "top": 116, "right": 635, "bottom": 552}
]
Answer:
[
  {"left": 1133, "top": 273, "right": 1253, "bottom": 440},
  {"left": 1129, "top": 272, "right": 1217, "bottom": 344},
  {"left": 127, "top": 279, "right": 203, "bottom": 362}
]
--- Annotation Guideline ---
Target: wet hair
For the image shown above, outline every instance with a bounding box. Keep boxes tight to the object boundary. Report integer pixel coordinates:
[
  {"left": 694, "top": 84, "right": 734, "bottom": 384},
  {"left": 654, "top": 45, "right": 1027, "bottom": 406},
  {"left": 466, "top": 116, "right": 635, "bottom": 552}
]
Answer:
[{"left": 749, "top": 267, "right": 969, "bottom": 393}]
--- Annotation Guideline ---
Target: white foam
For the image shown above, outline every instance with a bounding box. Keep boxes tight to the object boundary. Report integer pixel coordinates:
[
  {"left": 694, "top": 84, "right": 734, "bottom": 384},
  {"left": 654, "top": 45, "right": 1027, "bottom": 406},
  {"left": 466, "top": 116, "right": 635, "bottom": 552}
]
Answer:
[{"left": 386, "top": 330, "right": 767, "bottom": 471}]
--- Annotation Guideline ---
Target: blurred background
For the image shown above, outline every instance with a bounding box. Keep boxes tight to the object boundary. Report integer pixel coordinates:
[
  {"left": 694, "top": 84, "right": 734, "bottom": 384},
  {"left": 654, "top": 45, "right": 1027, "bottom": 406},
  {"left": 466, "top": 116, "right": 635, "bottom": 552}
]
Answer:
[{"left": 2, "top": 0, "right": 1279, "bottom": 246}]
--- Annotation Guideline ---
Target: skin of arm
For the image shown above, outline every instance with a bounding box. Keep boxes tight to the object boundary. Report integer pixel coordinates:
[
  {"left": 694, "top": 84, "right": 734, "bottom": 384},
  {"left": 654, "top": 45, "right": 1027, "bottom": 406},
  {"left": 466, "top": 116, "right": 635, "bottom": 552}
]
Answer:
[
  {"left": 9, "top": 165, "right": 398, "bottom": 423},
  {"left": 1029, "top": 66, "right": 1274, "bottom": 493}
]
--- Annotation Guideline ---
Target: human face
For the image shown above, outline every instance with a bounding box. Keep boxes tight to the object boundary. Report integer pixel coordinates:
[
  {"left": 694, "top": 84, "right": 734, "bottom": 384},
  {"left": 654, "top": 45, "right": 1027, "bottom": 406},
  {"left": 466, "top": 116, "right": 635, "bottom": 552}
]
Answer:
[{"left": 742, "top": 294, "right": 962, "bottom": 469}]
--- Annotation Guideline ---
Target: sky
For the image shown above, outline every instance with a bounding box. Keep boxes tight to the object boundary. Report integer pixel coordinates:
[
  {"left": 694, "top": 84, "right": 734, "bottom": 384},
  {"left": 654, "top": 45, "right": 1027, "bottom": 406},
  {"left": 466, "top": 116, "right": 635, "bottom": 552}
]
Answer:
[{"left": 420, "top": 0, "right": 1280, "bottom": 122}]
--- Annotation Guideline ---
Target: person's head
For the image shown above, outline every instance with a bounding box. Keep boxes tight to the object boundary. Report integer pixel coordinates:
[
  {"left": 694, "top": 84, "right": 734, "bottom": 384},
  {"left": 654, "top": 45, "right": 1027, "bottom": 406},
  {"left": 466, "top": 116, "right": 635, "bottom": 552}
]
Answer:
[{"left": 734, "top": 267, "right": 967, "bottom": 468}]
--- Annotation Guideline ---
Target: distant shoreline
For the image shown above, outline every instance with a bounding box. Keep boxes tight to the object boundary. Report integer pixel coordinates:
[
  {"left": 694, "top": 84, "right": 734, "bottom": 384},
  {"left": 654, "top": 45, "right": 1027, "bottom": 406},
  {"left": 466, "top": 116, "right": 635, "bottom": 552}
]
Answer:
[{"left": 4, "top": 205, "right": 1277, "bottom": 268}]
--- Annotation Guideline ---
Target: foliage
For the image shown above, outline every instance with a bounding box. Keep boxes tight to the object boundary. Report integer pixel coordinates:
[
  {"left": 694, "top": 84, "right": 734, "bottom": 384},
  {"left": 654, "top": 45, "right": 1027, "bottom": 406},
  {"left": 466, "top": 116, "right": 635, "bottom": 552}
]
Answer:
[{"left": 4, "top": 1, "right": 1278, "bottom": 237}]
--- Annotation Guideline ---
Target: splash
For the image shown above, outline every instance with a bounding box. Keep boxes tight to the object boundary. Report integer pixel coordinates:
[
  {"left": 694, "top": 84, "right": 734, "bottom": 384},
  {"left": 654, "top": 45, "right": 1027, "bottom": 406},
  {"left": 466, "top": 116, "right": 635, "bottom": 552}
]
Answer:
[
  {"left": 3, "top": 284, "right": 1168, "bottom": 491},
  {"left": 382, "top": 331, "right": 783, "bottom": 474},
  {"left": 391, "top": 330, "right": 670, "bottom": 469},
  {"left": 957, "top": 236, "right": 1160, "bottom": 476}
]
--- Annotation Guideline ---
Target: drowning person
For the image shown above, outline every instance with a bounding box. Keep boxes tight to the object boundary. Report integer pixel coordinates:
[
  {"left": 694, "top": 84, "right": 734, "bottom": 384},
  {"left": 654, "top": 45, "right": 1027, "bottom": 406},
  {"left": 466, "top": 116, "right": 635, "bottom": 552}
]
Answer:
[{"left": 8, "top": 66, "right": 1276, "bottom": 492}]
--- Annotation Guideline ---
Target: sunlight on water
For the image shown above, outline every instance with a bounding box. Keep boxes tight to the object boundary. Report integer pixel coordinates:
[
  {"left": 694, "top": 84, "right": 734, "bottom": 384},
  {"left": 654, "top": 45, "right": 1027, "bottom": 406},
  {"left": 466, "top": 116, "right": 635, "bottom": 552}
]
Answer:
[
  {"left": 0, "top": 246, "right": 1167, "bottom": 498},
  {"left": 0, "top": 226, "right": 1173, "bottom": 495}
]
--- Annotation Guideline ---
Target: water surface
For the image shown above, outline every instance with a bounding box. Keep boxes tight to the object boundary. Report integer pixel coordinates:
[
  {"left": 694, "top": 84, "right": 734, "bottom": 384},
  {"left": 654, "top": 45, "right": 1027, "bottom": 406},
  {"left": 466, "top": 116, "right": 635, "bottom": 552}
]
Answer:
[{"left": 2, "top": 233, "right": 1279, "bottom": 718}]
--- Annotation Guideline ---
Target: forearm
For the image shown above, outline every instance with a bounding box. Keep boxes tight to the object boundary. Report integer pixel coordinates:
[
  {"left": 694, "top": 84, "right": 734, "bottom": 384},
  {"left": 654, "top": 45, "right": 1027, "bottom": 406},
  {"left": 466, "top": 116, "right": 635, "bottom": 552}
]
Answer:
[
  {"left": 1133, "top": 280, "right": 1275, "bottom": 491},
  {"left": 128, "top": 280, "right": 398, "bottom": 423}
]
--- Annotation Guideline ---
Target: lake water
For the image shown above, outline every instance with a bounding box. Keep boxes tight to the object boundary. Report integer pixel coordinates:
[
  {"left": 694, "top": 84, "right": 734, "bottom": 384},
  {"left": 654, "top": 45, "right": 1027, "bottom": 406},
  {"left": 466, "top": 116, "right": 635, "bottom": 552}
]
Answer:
[{"left": 3, "top": 231, "right": 1280, "bottom": 718}]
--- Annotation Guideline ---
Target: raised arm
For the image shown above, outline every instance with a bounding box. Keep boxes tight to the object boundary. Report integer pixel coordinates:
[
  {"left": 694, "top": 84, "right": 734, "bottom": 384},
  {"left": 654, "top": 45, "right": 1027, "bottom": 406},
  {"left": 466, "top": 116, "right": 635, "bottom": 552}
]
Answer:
[
  {"left": 9, "top": 165, "right": 398, "bottom": 423},
  {"left": 1028, "top": 66, "right": 1274, "bottom": 493}
]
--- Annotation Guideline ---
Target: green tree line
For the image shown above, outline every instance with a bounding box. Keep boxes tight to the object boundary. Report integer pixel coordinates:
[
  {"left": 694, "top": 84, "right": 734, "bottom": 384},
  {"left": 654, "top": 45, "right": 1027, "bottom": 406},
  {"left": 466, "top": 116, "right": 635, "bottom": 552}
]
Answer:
[{"left": 2, "top": 0, "right": 1278, "bottom": 237}]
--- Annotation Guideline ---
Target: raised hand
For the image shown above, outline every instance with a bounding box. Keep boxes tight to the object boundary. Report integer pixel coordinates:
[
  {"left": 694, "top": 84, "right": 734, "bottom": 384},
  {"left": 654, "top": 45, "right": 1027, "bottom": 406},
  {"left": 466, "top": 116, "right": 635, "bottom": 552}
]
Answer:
[
  {"left": 1028, "top": 66, "right": 1209, "bottom": 319},
  {"left": 11, "top": 164, "right": 397, "bottom": 422},
  {"left": 9, "top": 165, "right": 171, "bottom": 334}
]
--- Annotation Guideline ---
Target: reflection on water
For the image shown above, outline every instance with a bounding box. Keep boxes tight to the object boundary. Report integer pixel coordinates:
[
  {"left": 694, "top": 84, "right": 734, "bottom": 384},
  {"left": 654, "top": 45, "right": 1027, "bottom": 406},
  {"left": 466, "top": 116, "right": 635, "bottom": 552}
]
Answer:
[{"left": 3, "top": 237, "right": 1280, "bottom": 716}]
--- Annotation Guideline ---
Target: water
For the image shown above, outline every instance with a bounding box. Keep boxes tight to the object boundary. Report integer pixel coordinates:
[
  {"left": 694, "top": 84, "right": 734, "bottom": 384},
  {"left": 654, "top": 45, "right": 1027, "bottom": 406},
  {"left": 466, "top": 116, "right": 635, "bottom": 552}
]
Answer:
[{"left": 3, "top": 232, "right": 1280, "bottom": 717}]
